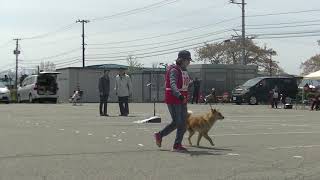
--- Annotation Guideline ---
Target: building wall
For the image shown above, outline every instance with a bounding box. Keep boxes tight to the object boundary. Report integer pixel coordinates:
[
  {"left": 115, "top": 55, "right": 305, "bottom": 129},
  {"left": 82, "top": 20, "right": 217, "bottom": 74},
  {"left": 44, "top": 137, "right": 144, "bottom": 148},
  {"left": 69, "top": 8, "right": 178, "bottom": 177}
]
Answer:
[
  {"left": 56, "top": 65, "right": 257, "bottom": 103},
  {"left": 56, "top": 68, "right": 166, "bottom": 103},
  {"left": 188, "top": 64, "right": 258, "bottom": 96},
  {"left": 56, "top": 69, "right": 70, "bottom": 103}
]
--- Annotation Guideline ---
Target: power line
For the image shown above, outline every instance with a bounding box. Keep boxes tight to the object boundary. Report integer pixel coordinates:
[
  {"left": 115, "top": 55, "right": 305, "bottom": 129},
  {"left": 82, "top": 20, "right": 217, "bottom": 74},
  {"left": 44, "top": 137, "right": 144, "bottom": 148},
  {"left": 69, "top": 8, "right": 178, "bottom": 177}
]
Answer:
[
  {"left": 87, "top": 3, "right": 229, "bottom": 38},
  {"left": 90, "top": 0, "right": 180, "bottom": 22},
  {"left": 88, "top": 17, "right": 240, "bottom": 46},
  {"left": 87, "top": 29, "right": 234, "bottom": 56},
  {"left": 21, "top": 23, "right": 77, "bottom": 40},
  {"left": 250, "top": 29, "right": 320, "bottom": 37},
  {"left": 245, "top": 23, "right": 320, "bottom": 30},
  {"left": 86, "top": 37, "right": 227, "bottom": 60},
  {"left": 247, "top": 19, "right": 320, "bottom": 27},
  {"left": 56, "top": 59, "right": 81, "bottom": 68},
  {"left": 247, "top": 9, "right": 320, "bottom": 18},
  {"left": 21, "top": 48, "right": 81, "bottom": 62},
  {"left": 255, "top": 33, "right": 320, "bottom": 39},
  {"left": 88, "top": 28, "right": 235, "bottom": 49}
]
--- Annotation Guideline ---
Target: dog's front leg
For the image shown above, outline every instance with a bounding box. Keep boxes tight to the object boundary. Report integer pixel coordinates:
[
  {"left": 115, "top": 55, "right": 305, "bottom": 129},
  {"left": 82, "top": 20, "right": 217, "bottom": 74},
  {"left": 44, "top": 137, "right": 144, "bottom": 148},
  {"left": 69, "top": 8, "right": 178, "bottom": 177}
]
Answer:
[{"left": 203, "top": 133, "right": 215, "bottom": 146}]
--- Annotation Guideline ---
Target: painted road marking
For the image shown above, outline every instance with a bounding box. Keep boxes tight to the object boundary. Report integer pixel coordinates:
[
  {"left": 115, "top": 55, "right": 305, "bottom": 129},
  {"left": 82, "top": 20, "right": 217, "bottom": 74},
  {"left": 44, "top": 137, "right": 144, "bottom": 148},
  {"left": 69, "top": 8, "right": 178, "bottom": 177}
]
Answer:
[
  {"left": 227, "top": 153, "right": 240, "bottom": 156},
  {"left": 293, "top": 156, "right": 303, "bottom": 159},
  {"left": 212, "top": 131, "right": 320, "bottom": 137},
  {"left": 268, "top": 145, "right": 320, "bottom": 150}
]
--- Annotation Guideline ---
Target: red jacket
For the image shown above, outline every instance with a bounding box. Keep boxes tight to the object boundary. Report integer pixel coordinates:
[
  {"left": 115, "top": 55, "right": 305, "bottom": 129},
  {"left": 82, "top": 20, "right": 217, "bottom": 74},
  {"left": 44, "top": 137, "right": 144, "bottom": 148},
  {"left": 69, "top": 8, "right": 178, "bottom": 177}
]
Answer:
[{"left": 165, "top": 65, "right": 190, "bottom": 104}]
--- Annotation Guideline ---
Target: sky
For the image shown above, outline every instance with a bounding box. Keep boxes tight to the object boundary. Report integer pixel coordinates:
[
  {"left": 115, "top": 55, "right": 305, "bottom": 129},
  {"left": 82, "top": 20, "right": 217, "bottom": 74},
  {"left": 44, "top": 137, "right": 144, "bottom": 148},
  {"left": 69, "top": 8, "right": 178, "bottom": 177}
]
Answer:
[{"left": 1, "top": 0, "right": 320, "bottom": 75}]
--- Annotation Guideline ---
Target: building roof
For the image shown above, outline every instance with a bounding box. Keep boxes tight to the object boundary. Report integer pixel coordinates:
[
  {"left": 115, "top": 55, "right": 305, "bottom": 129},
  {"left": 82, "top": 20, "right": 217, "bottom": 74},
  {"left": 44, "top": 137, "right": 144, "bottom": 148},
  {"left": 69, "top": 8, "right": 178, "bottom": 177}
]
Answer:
[{"left": 86, "top": 64, "right": 129, "bottom": 69}]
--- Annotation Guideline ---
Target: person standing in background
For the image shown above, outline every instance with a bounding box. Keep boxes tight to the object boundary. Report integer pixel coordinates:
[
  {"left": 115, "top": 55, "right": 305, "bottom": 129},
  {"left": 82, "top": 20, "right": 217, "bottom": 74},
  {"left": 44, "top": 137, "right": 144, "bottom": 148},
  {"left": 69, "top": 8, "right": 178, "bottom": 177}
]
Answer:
[
  {"left": 99, "top": 70, "right": 110, "bottom": 116},
  {"left": 191, "top": 77, "right": 200, "bottom": 104},
  {"left": 115, "top": 67, "right": 132, "bottom": 116}
]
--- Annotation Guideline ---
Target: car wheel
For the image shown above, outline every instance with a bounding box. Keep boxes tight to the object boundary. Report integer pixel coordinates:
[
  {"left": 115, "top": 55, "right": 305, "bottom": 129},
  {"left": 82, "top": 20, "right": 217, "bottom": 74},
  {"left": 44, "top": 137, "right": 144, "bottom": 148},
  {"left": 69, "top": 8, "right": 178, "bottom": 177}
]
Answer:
[
  {"left": 29, "top": 94, "right": 33, "bottom": 103},
  {"left": 236, "top": 102, "right": 242, "bottom": 105},
  {"left": 249, "top": 96, "right": 258, "bottom": 105}
]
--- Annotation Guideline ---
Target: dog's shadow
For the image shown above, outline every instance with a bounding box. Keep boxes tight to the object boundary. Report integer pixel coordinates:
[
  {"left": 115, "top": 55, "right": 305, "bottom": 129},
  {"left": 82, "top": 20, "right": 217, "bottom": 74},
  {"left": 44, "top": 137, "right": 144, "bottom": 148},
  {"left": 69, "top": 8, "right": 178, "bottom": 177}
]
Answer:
[{"left": 159, "top": 146, "right": 233, "bottom": 156}]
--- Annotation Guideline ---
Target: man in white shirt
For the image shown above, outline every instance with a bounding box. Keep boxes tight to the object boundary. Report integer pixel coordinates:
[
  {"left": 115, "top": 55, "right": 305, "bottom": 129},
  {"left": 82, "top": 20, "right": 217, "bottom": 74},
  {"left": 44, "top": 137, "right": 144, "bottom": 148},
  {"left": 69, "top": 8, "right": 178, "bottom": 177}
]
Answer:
[{"left": 115, "top": 67, "right": 132, "bottom": 116}]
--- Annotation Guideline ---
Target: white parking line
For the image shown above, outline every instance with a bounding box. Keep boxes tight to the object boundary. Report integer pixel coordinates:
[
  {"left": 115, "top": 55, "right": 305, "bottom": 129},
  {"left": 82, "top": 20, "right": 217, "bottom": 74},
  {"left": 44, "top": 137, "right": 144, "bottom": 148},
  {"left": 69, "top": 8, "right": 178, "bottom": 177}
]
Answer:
[
  {"left": 268, "top": 145, "right": 320, "bottom": 150},
  {"left": 227, "top": 153, "right": 240, "bottom": 156},
  {"left": 138, "top": 144, "right": 144, "bottom": 147},
  {"left": 293, "top": 156, "right": 303, "bottom": 159}
]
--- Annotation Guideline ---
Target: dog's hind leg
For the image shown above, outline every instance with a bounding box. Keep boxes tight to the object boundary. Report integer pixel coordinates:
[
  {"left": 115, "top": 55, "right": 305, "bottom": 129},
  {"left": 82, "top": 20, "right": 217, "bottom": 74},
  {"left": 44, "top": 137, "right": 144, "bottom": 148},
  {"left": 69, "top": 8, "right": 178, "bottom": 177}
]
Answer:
[
  {"left": 188, "top": 129, "right": 195, "bottom": 146},
  {"left": 196, "top": 133, "right": 203, "bottom": 147},
  {"left": 203, "top": 133, "right": 215, "bottom": 146}
]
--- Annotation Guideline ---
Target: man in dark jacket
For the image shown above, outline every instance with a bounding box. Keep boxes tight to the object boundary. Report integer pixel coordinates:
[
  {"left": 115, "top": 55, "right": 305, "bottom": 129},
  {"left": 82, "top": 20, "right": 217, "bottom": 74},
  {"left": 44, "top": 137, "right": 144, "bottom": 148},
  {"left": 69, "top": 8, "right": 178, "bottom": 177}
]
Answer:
[
  {"left": 191, "top": 77, "right": 200, "bottom": 104},
  {"left": 99, "top": 70, "right": 110, "bottom": 116}
]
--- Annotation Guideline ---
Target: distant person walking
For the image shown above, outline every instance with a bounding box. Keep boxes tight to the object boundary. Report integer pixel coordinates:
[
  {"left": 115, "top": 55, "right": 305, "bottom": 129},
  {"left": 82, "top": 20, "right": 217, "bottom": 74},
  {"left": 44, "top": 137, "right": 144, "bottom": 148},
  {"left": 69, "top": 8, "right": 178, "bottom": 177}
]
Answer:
[
  {"left": 115, "top": 67, "right": 132, "bottom": 116},
  {"left": 191, "top": 77, "right": 200, "bottom": 104},
  {"left": 271, "top": 86, "right": 279, "bottom": 108},
  {"left": 99, "top": 70, "right": 110, "bottom": 116}
]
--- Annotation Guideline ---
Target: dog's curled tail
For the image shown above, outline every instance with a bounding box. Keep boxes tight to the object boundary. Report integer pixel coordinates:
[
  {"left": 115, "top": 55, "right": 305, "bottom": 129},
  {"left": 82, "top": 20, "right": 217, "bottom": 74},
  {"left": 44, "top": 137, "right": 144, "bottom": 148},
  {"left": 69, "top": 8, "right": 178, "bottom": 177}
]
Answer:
[{"left": 187, "top": 110, "right": 193, "bottom": 119}]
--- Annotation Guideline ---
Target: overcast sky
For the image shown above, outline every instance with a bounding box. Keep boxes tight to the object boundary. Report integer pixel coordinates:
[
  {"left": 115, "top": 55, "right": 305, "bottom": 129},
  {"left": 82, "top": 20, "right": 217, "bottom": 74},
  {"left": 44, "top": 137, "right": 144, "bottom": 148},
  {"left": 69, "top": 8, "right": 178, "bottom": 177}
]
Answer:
[{"left": 1, "top": 0, "right": 320, "bottom": 75}]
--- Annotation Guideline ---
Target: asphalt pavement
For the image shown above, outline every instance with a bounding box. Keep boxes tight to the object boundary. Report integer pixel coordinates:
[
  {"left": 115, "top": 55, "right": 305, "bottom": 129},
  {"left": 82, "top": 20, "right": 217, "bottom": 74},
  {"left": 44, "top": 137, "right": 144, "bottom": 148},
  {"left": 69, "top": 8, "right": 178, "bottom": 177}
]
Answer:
[{"left": 0, "top": 103, "right": 319, "bottom": 180}]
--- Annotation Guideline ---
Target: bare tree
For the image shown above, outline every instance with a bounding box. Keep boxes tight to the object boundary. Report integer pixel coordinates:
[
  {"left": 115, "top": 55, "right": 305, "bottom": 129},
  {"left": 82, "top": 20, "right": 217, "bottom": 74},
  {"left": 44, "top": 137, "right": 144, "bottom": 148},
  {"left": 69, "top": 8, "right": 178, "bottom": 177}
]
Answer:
[
  {"left": 39, "top": 61, "right": 56, "bottom": 72},
  {"left": 126, "top": 55, "right": 143, "bottom": 74},
  {"left": 300, "top": 54, "right": 320, "bottom": 75},
  {"left": 195, "top": 40, "right": 284, "bottom": 74}
]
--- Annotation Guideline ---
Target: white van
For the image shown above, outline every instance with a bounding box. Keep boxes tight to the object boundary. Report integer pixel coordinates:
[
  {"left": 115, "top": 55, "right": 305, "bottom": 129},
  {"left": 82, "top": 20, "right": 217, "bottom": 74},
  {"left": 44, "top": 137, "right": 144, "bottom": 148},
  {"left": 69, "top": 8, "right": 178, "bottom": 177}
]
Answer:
[
  {"left": 0, "top": 82, "right": 10, "bottom": 104},
  {"left": 17, "top": 72, "right": 60, "bottom": 103}
]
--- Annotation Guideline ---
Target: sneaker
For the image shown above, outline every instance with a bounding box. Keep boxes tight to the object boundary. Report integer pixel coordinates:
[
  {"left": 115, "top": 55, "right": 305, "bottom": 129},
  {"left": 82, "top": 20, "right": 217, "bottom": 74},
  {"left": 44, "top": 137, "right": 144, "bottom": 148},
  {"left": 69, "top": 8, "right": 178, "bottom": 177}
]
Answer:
[
  {"left": 154, "top": 133, "right": 162, "bottom": 147},
  {"left": 172, "top": 144, "right": 188, "bottom": 152}
]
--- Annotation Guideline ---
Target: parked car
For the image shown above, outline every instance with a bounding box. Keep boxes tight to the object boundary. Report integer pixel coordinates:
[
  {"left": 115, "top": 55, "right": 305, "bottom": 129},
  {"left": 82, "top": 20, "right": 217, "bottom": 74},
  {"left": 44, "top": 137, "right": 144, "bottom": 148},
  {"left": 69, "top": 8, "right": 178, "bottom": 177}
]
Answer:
[
  {"left": 232, "top": 76, "right": 298, "bottom": 105},
  {"left": 0, "top": 82, "right": 10, "bottom": 104},
  {"left": 17, "top": 72, "right": 60, "bottom": 103}
]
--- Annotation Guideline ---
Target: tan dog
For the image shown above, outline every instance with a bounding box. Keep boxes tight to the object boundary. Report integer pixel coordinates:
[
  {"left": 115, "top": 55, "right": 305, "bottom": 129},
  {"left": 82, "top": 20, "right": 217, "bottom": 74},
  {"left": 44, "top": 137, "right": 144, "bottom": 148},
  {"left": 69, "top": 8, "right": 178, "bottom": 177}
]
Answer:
[{"left": 186, "top": 107, "right": 224, "bottom": 147}]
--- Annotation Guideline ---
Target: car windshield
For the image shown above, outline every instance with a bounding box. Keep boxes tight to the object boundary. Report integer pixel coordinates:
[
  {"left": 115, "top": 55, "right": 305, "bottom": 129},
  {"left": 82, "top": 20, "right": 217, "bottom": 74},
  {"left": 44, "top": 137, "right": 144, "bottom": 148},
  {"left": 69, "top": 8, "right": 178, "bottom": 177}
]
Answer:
[
  {"left": 0, "top": 82, "right": 6, "bottom": 88},
  {"left": 242, "top": 78, "right": 262, "bottom": 87}
]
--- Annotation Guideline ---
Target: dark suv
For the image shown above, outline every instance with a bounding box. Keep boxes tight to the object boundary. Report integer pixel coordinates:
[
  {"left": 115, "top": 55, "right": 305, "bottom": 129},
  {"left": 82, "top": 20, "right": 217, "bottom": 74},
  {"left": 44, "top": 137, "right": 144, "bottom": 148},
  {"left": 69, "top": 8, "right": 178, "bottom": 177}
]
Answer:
[{"left": 232, "top": 76, "right": 298, "bottom": 105}]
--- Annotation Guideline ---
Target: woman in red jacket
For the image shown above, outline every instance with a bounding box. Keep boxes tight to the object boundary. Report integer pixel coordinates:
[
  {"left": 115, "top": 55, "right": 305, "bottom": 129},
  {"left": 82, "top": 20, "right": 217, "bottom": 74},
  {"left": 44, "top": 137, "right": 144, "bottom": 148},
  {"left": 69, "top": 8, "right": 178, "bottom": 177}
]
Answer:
[{"left": 154, "top": 50, "right": 192, "bottom": 152}]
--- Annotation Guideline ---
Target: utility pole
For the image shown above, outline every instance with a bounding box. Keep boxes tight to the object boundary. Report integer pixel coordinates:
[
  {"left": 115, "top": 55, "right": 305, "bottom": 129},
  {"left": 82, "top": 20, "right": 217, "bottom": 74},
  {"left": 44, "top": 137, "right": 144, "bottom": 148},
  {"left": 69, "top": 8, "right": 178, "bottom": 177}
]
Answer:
[
  {"left": 230, "top": 0, "right": 246, "bottom": 65},
  {"left": 269, "top": 54, "right": 272, "bottom": 76},
  {"left": 13, "top": 38, "right": 21, "bottom": 100},
  {"left": 76, "top": 19, "right": 89, "bottom": 68}
]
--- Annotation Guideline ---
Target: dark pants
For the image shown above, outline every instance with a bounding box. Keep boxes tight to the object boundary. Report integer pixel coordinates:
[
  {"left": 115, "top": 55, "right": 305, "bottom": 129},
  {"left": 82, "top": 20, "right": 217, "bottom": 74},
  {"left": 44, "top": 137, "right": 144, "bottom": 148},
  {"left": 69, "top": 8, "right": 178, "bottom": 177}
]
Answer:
[
  {"left": 118, "top": 96, "right": 129, "bottom": 115},
  {"left": 99, "top": 95, "right": 109, "bottom": 115},
  {"left": 159, "top": 104, "right": 187, "bottom": 145},
  {"left": 271, "top": 98, "right": 278, "bottom": 108},
  {"left": 191, "top": 90, "right": 199, "bottom": 104}
]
